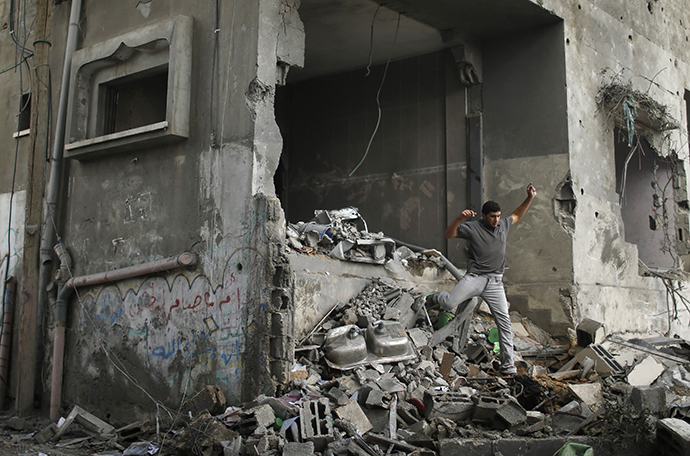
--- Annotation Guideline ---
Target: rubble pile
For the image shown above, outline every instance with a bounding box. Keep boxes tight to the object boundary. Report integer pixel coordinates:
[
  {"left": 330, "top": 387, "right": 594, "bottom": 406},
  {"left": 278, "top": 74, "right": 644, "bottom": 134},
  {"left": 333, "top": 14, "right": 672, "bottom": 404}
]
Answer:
[
  {"left": 286, "top": 208, "right": 444, "bottom": 271},
  {"left": 9, "top": 279, "right": 690, "bottom": 455},
  {"left": 5, "top": 210, "right": 690, "bottom": 455}
]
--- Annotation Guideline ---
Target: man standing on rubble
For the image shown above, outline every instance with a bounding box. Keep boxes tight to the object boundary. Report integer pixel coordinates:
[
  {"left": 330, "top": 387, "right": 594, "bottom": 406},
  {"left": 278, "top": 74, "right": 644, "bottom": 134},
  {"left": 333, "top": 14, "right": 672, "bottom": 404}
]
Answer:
[{"left": 428, "top": 183, "right": 537, "bottom": 376}]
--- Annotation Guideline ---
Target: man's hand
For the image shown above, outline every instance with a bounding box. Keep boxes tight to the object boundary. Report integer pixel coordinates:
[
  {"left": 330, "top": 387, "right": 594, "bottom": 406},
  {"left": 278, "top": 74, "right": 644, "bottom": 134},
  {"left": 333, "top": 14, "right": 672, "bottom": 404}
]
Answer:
[
  {"left": 511, "top": 183, "right": 537, "bottom": 224},
  {"left": 445, "top": 209, "right": 476, "bottom": 239}
]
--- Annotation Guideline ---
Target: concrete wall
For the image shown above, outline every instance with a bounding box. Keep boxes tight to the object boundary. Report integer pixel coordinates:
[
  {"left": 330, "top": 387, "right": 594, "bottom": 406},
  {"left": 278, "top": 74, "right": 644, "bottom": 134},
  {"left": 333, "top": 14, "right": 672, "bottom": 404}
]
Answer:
[
  {"left": 481, "top": 21, "right": 574, "bottom": 334},
  {"left": 3, "top": 0, "right": 690, "bottom": 421},
  {"left": 32, "top": 0, "right": 304, "bottom": 421},
  {"left": 0, "top": 0, "right": 34, "bottom": 283},
  {"left": 536, "top": 0, "right": 690, "bottom": 337}
]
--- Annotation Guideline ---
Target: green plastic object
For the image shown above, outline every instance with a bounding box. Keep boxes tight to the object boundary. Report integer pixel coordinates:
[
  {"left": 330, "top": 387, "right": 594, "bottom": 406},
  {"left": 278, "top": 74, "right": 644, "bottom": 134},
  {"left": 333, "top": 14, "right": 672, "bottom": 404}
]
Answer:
[
  {"left": 493, "top": 341, "right": 500, "bottom": 356},
  {"left": 488, "top": 327, "right": 499, "bottom": 343},
  {"left": 555, "top": 442, "right": 594, "bottom": 456},
  {"left": 274, "top": 417, "right": 283, "bottom": 431},
  {"left": 438, "top": 311, "right": 454, "bottom": 328}
]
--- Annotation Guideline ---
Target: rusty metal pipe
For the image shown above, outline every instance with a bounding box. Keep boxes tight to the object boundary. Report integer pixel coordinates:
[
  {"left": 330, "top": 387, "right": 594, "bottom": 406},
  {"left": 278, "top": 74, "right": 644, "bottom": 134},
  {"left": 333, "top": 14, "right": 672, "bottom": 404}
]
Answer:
[
  {"left": 49, "top": 322, "right": 65, "bottom": 420},
  {"left": 49, "top": 252, "right": 196, "bottom": 421},
  {"left": 391, "top": 238, "right": 464, "bottom": 281},
  {"left": 0, "top": 277, "right": 17, "bottom": 408},
  {"left": 64, "top": 252, "right": 196, "bottom": 291}
]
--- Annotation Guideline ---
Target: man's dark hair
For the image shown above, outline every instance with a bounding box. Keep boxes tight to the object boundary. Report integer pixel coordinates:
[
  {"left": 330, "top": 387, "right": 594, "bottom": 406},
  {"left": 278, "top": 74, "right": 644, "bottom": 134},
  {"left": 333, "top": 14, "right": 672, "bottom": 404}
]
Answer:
[{"left": 482, "top": 200, "right": 501, "bottom": 215}]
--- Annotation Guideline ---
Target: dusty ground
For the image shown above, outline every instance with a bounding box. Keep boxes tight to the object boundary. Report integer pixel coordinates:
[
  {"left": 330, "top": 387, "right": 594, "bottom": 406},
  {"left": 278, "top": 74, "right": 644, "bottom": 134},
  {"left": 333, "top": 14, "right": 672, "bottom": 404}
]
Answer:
[{"left": 0, "top": 414, "right": 118, "bottom": 456}]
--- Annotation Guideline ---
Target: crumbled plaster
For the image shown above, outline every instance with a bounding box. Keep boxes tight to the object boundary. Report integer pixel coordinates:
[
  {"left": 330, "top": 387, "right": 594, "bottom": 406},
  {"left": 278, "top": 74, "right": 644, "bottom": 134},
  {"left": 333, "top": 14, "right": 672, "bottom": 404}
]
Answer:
[
  {"left": 554, "top": 174, "right": 576, "bottom": 235},
  {"left": 277, "top": 0, "right": 305, "bottom": 69},
  {"left": 136, "top": 1, "right": 152, "bottom": 19}
]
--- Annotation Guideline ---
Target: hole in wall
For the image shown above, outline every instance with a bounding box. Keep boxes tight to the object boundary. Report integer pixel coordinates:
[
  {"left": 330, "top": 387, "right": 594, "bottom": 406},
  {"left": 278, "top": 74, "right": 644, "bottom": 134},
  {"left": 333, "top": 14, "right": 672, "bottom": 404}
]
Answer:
[
  {"left": 614, "top": 128, "right": 677, "bottom": 269},
  {"left": 273, "top": 0, "right": 565, "bottom": 259},
  {"left": 595, "top": 212, "right": 599, "bottom": 218},
  {"left": 237, "top": 263, "right": 243, "bottom": 272}
]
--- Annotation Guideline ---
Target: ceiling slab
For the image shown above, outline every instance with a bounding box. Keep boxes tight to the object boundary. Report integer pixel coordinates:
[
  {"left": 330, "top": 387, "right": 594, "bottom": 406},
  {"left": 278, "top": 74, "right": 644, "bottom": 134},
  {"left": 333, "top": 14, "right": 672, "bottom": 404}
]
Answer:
[{"left": 289, "top": 0, "right": 561, "bottom": 83}]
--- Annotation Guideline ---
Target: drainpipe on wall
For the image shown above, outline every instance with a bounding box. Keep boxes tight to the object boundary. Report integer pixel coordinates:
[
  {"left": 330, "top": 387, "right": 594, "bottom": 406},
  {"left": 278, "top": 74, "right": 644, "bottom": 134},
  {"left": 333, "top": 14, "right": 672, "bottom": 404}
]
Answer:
[
  {"left": 48, "top": 252, "right": 197, "bottom": 421},
  {"left": 0, "top": 277, "right": 17, "bottom": 409},
  {"left": 36, "top": 0, "right": 81, "bottom": 422},
  {"left": 37, "top": 0, "right": 83, "bottom": 332}
]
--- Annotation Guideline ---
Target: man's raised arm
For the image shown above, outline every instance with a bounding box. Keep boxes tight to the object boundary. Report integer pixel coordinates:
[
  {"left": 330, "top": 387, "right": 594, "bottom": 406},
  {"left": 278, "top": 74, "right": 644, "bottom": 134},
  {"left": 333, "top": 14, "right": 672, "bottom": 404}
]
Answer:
[
  {"left": 510, "top": 183, "right": 537, "bottom": 225},
  {"left": 445, "top": 209, "right": 477, "bottom": 239}
]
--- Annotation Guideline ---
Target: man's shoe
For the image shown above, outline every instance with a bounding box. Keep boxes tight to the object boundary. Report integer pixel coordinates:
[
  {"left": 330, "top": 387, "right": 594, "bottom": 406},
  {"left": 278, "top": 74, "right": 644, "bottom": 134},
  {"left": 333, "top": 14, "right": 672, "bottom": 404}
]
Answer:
[{"left": 425, "top": 293, "right": 439, "bottom": 309}]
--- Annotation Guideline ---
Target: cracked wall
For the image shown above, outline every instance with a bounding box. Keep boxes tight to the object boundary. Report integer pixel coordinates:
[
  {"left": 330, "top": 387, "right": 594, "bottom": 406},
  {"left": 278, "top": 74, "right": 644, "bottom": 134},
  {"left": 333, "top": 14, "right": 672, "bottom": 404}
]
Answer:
[{"left": 43, "top": 0, "right": 305, "bottom": 421}]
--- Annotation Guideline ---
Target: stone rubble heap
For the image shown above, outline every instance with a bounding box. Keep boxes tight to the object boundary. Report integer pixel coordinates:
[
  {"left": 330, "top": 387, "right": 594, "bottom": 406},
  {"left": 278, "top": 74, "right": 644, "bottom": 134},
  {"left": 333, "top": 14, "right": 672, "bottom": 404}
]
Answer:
[{"left": 13, "top": 277, "right": 690, "bottom": 456}]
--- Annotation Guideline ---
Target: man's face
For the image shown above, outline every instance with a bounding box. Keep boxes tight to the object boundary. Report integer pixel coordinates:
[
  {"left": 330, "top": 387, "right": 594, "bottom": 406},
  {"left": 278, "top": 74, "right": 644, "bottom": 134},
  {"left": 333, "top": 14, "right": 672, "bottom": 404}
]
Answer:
[{"left": 482, "top": 211, "right": 501, "bottom": 228}]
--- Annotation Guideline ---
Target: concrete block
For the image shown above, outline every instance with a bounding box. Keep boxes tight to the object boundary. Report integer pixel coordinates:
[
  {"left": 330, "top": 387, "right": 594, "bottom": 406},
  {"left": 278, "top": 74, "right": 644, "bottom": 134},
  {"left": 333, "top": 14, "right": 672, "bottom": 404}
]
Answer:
[
  {"left": 272, "top": 360, "right": 291, "bottom": 383},
  {"left": 181, "top": 385, "right": 227, "bottom": 416},
  {"left": 53, "top": 405, "right": 115, "bottom": 440},
  {"left": 299, "top": 398, "right": 334, "bottom": 451},
  {"left": 384, "top": 292, "right": 417, "bottom": 328},
  {"left": 423, "top": 390, "right": 474, "bottom": 421},
  {"left": 334, "top": 401, "right": 373, "bottom": 435},
  {"left": 408, "top": 327, "right": 430, "bottom": 348},
  {"left": 471, "top": 396, "right": 506, "bottom": 424},
  {"left": 557, "top": 344, "right": 623, "bottom": 377},
  {"left": 439, "top": 436, "right": 595, "bottom": 456},
  {"left": 494, "top": 400, "right": 527, "bottom": 429},
  {"left": 34, "top": 423, "right": 58, "bottom": 444},
  {"left": 551, "top": 401, "right": 593, "bottom": 434},
  {"left": 658, "top": 418, "right": 690, "bottom": 455},
  {"left": 517, "top": 411, "right": 548, "bottom": 435},
  {"left": 365, "top": 388, "right": 390, "bottom": 408},
  {"left": 271, "top": 310, "right": 292, "bottom": 334},
  {"left": 576, "top": 318, "right": 607, "bottom": 346},
  {"left": 270, "top": 335, "right": 291, "bottom": 359},
  {"left": 463, "top": 344, "right": 489, "bottom": 364},
  {"left": 326, "top": 387, "right": 350, "bottom": 406},
  {"left": 362, "top": 406, "right": 390, "bottom": 434},
  {"left": 568, "top": 382, "right": 603, "bottom": 410},
  {"left": 628, "top": 355, "right": 665, "bottom": 387},
  {"left": 282, "top": 441, "right": 315, "bottom": 456},
  {"left": 439, "top": 438, "right": 492, "bottom": 456},
  {"left": 397, "top": 401, "right": 421, "bottom": 426},
  {"left": 632, "top": 386, "right": 667, "bottom": 414},
  {"left": 377, "top": 376, "right": 406, "bottom": 393},
  {"left": 251, "top": 404, "right": 276, "bottom": 429}
]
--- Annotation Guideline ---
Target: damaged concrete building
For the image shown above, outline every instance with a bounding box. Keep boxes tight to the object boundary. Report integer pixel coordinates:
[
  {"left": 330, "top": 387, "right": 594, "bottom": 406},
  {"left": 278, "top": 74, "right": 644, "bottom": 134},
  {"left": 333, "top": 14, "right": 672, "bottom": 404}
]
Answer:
[{"left": 1, "top": 0, "right": 690, "bottom": 428}]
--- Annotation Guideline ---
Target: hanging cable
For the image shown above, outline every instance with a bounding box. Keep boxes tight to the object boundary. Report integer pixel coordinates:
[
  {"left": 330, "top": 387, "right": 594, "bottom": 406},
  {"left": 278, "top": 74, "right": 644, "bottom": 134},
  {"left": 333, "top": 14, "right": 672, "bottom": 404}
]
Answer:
[
  {"left": 349, "top": 12, "right": 401, "bottom": 177},
  {"left": 364, "top": 5, "right": 381, "bottom": 77},
  {"left": 209, "top": 0, "right": 221, "bottom": 147},
  {"left": 9, "top": 0, "right": 33, "bottom": 55}
]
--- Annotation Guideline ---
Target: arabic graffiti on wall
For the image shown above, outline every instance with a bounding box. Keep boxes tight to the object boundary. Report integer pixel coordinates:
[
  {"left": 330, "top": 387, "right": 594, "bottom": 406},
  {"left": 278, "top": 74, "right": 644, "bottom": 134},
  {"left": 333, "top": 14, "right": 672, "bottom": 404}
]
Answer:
[{"left": 77, "top": 247, "right": 266, "bottom": 403}]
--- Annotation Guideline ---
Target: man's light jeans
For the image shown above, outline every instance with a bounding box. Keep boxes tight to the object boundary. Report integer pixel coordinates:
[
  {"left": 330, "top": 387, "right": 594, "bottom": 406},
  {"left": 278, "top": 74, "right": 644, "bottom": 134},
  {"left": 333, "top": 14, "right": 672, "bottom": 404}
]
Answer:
[{"left": 435, "top": 273, "right": 516, "bottom": 374}]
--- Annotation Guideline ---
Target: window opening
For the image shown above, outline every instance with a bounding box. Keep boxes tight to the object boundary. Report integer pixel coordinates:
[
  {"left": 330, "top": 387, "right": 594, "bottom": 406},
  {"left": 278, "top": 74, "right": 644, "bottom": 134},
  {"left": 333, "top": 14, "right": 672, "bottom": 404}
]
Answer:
[
  {"left": 614, "top": 127, "right": 677, "bottom": 269},
  {"left": 13, "top": 93, "right": 31, "bottom": 138},
  {"left": 98, "top": 68, "right": 168, "bottom": 136}
]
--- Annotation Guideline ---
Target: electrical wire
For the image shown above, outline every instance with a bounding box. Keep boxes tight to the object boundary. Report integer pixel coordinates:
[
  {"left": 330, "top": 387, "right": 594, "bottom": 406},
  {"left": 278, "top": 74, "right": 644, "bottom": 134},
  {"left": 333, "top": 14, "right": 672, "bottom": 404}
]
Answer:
[
  {"left": 364, "top": 5, "right": 381, "bottom": 77},
  {"left": 209, "top": 0, "right": 221, "bottom": 146},
  {"left": 9, "top": 0, "right": 33, "bottom": 55},
  {"left": 349, "top": 12, "right": 401, "bottom": 177},
  {"left": 2, "top": 0, "right": 33, "bottom": 329}
]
